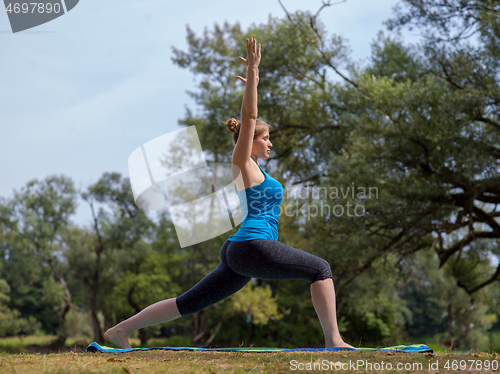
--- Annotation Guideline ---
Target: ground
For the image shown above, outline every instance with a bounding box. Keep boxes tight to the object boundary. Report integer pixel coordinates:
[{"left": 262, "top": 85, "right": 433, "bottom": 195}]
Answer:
[{"left": 0, "top": 349, "right": 499, "bottom": 373}]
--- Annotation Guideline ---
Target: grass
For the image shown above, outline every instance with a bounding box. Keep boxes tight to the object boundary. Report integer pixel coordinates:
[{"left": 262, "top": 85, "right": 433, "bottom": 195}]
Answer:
[
  {"left": 0, "top": 348, "right": 499, "bottom": 373},
  {"left": 130, "top": 335, "right": 193, "bottom": 349},
  {"left": 1, "top": 335, "right": 499, "bottom": 373},
  {"left": 0, "top": 336, "right": 57, "bottom": 351},
  {"left": 0, "top": 335, "right": 195, "bottom": 355}
]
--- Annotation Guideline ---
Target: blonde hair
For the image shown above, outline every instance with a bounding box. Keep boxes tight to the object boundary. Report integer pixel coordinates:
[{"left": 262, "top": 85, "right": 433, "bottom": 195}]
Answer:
[{"left": 226, "top": 118, "right": 271, "bottom": 145}]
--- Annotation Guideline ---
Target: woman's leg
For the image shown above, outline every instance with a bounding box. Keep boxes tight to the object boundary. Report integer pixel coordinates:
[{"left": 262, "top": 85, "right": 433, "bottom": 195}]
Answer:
[
  {"left": 105, "top": 241, "right": 251, "bottom": 348},
  {"left": 174, "top": 259, "right": 251, "bottom": 316},
  {"left": 104, "top": 298, "right": 180, "bottom": 349},
  {"left": 226, "top": 239, "right": 354, "bottom": 349},
  {"left": 311, "top": 278, "right": 351, "bottom": 348}
]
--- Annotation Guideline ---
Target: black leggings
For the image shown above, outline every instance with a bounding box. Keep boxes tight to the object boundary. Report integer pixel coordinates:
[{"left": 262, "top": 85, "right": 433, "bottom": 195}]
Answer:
[{"left": 175, "top": 239, "right": 333, "bottom": 316}]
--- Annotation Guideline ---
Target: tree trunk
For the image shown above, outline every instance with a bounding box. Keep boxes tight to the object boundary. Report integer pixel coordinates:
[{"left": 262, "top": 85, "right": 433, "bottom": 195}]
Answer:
[
  {"left": 88, "top": 198, "right": 105, "bottom": 343},
  {"left": 90, "top": 265, "right": 103, "bottom": 343},
  {"left": 444, "top": 302, "right": 455, "bottom": 348},
  {"left": 126, "top": 286, "right": 149, "bottom": 347},
  {"left": 46, "top": 256, "right": 72, "bottom": 348},
  {"left": 139, "top": 328, "right": 148, "bottom": 346},
  {"left": 203, "top": 320, "right": 223, "bottom": 347},
  {"left": 53, "top": 303, "right": 71, "bottom": 348},
  {"left": 191, "top": 311, "right": 208, "bottom": 345}
]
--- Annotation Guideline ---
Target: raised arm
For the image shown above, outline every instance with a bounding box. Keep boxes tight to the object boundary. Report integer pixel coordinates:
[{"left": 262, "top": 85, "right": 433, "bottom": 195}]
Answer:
[{"left": 232, "top": 37, "right": 261, "bottom": 166}]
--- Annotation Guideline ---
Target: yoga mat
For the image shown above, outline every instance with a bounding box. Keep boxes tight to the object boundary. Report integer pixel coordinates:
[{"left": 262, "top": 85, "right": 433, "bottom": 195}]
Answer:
[{"left": 85, "top": 342, "right": 434, "bottom": 354}]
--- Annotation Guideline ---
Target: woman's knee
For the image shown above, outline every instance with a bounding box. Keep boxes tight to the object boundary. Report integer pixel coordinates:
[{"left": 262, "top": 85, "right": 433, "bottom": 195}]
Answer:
[{"left": 312, "top": 258, "right": 333, "bottom": 283}]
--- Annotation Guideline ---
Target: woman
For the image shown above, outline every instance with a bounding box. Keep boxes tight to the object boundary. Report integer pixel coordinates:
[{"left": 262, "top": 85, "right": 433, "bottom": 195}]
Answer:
[{"left": 104, "top": 37, "right": 354, "bottom": 350}]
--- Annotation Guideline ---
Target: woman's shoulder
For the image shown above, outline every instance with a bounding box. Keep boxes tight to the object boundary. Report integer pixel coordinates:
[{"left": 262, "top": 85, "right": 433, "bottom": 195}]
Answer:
[{"left": 231, "top": 157, "right": 265, "bottom": 191}]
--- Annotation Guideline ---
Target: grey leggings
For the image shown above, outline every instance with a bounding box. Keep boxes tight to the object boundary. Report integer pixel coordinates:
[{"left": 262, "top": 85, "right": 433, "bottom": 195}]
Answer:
[{"left": 175, "top": 239, "right": 333, "bottom": 316}]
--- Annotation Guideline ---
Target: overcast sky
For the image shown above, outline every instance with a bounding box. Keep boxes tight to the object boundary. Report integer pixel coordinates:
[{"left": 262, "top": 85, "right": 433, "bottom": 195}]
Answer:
[{"left": 0, "top": 0, "right": 420, "bottom": 227}]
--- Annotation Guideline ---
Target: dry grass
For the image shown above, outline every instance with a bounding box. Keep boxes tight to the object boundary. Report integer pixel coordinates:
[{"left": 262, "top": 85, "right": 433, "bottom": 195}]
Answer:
[{"left": 0, "top": 348, "right": 498, "bottom": 373}]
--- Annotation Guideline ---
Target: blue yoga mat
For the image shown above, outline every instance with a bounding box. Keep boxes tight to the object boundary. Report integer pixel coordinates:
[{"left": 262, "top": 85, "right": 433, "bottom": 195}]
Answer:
[{"left": 85, "top": 341, "right": 434, "bottom": 353}]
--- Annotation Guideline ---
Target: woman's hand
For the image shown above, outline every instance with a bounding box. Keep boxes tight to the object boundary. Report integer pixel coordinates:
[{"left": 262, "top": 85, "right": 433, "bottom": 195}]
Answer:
[
  {"left": 245, "top": 36, "right": 261, "bottom": 68},
  {"left": 236, "top": 37, "right": 261, "bottom": 85}
]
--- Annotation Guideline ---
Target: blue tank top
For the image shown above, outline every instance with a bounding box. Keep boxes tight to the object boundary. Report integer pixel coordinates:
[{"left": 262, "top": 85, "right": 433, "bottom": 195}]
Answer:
[{"left": 227, "top": 159, "right": 283, "bottom": 241}]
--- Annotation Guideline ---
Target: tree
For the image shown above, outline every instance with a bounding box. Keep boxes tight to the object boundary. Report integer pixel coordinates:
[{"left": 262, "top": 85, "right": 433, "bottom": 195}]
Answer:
[
  {"left": 335, "top": 0, "right": 500, "bottom": 294},
  {"left": 398, "top": 249, "right": 498, "bottom": 349},
  {"left": 108, "top": 242, "right": 178, "bottom": 346},
  {"left": 0, "top": 279, "right": 41, "bottom": 337},
  {"left": 170, "top": 1, "right": 499, "bottom": 347},
  {"left": 2, "top": 176, "right": 77, "bottom": 346},
  {"left": 79, "top": 172, "right": 154, "bottom": 343}
]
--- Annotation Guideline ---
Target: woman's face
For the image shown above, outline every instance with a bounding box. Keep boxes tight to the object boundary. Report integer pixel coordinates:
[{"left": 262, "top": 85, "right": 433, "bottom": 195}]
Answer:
[{"left": 251, "top": 128, "right": 272, "bottom": 160}]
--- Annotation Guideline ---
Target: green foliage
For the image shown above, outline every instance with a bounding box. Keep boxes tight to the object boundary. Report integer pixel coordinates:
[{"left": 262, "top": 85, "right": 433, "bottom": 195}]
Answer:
[
  {"left": 0, "top": 176, "right": 77, "bottom": 340},
  {"left": 399, "top": 250, "right": 499, "bottom": 349},
  {"left": 170, "top": 2, "right": 499, "bottom": 349},
  {"left": 227, "top": 283, "right": 282, "bottom": 325},
  {"left": 0, "top": 279, "right": 41, "bottom": 337},
  {"left": 337, "top": 255, "right": 412, "bottom": 346}
]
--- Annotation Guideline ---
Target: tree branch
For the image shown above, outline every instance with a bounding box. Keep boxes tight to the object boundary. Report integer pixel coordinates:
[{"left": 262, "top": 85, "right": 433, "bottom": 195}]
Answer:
[
  {"left": 438, "top": 60, "right": 465, "bottom": 90},
  {"left": 276, "top": 0, "right": 358, "bottom": 88},
  {"left": 437, "top": 231, "right": 498, "bottom": 266},
  {"left": 475, "top": 116, "right": 500, "bottom": 132},
  {"left": 459, "top": 261, "right": 500, "bottom": 294},
  {"left": 471, "top": 205, "right": 500, "bottom": 236},
  {"left": 336, "top": 228, "right": 407, "bottom": 295}
]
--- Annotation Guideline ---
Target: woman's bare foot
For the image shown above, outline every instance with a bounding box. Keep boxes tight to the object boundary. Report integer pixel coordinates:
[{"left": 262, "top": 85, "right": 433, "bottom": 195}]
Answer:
[
  {"left": 104, "top": 326, "right": 131, "bottom": 349},
  {"left": 327, "top": 340, "right": 357, "bottom": 350}
]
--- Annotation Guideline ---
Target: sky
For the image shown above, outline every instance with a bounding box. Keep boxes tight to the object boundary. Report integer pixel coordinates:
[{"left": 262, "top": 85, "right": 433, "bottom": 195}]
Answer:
[{"left": 0, "top": 0, "right": 419, "bottom": 227}]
